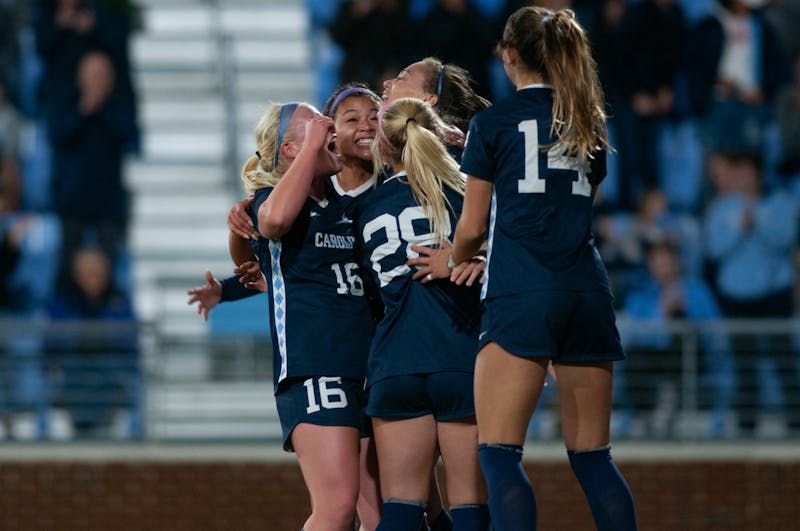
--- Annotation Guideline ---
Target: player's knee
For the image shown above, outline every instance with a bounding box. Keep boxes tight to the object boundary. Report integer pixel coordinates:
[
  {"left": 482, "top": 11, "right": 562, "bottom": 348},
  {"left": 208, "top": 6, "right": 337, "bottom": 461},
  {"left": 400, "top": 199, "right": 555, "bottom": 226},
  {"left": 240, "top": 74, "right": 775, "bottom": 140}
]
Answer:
[{"left": 313, "top": 490, "right": 358, "bottom": 528}]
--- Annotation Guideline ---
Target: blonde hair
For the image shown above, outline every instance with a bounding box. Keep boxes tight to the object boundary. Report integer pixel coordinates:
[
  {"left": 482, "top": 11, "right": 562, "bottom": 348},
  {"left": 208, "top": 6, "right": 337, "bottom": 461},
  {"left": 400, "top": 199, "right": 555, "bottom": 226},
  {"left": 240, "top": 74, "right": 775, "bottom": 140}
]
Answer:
[
  {"left": 240, "top": 104, "right": 299, "bottom": 194},
  {"left": 500, "top": 7, "right": 609, "bottom": 161},
  {"left": 373, "top": 98, "right": 466, "bottom": 241}
]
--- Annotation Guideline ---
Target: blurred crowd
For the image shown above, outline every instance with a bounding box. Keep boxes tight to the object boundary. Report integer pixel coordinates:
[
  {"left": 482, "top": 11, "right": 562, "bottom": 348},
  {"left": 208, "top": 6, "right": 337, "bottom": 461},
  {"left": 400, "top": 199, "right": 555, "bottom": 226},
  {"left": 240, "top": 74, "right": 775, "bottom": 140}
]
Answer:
[
  {"left": 309, "top": 0, "right": 800, "bottom": 439},
  {"left": 0, "top": 0, "right": 141, "bottom": 440},
  {"left": 2, "top": 0, "right": 800, "bottom": 441}
]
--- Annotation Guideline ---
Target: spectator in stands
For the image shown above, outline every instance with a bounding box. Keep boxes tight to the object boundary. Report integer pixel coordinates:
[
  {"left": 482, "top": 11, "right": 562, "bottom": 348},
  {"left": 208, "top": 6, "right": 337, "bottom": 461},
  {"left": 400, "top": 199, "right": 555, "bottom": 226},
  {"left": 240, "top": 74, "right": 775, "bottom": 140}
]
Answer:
[
  {"left": 621, "top": 239, "right": 735, "bottom": 438},
  {"left": 703, "top": 150, "right": 798, "bottom": 437},
  {"left": 595, "top": 187, "right": 702, "bottom": 307},
  {"left": 615, "top": 0, "right": 685, "bottom": 211},
  {"left": 45, "top": 50, "right": 137, "bottom": 289},
  {"left": 328, "top": 0, "right": 413, "bottom": 90},
  {"left": 1, "top": 70, "right": 61, "bottom": 440},
  {"left": 0, "top": 75, "right": 61, "bottom": 314},
  {"left": 765, "top": 0, "right": 800, "bottom": 60},
  {"left": 775, "top": 52, "right": 800, "bottom": 181},
  {"left": 685, "top": 0, "right": 789, "bottom": 154},
  {"left": 46, "top": 245, "right": 141, "bottom": 438},
  {"left": 34, "top": 0, "right": 139, "bottom": 150}
]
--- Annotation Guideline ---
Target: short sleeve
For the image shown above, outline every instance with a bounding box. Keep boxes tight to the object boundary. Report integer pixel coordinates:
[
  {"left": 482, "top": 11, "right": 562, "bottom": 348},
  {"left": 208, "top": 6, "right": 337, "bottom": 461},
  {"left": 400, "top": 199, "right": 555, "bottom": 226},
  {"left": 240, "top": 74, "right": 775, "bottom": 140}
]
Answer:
[
  {"left": 460, "top": 115, "right": 495, "bottom": 182},
  {"left": 250, "top": 187, "right": 274, "bottom": 229},
  {"left": 588, "top": 149, "right": 607, "bottom": 187}
]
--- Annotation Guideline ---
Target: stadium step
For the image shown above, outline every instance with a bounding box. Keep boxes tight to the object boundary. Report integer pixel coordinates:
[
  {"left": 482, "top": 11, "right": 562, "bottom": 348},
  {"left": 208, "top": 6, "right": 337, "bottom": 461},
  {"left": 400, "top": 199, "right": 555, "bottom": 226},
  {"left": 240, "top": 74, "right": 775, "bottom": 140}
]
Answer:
[{"left": 128, "top": 0, "right": 308, "bottom": 439}]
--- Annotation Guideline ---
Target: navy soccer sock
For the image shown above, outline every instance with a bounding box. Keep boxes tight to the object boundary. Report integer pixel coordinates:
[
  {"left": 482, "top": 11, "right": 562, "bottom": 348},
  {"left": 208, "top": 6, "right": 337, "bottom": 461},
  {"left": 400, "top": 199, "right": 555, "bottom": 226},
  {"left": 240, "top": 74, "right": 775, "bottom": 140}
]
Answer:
[
  {"left": 568, "top": 445, "right": 638, "bottom": 531},
  {"left": 378, "top": 499, "right": 426, "bottom": 531},
  {"left": 477, "top": 443, "right": 537, "bottom": 531},
  {"left": 426, "top": 507, "right": 451, "bottom": 531},
  {"left": 450, "top": 504, "right": 490, "bottom": 531}
]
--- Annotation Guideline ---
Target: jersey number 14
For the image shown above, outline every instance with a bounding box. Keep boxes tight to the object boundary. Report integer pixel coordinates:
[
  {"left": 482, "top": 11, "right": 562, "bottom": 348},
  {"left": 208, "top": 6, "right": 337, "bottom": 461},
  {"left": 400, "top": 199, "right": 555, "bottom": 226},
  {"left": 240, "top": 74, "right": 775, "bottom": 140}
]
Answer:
[{"left": 517, "top": 119, "right": 591, "bottom": 197}]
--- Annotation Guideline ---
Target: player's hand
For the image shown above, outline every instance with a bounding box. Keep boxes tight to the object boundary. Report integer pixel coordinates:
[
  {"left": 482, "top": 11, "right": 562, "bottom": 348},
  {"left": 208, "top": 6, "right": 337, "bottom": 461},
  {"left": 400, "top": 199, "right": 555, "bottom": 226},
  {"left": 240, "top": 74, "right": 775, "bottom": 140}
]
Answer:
[
  {"left": 439, "top": 123, "right": 465, "bottom": 148},
  {"left": 234, "top": 261, "right": 266, "bottom": 292},
  {"left": 303, "top": 115, "right": 335, "bottom": 152},
  {"left": 228, "top": 197, "right": 258, "bottom": 240},
  {"left": 187, "top": 269, "right": 222, "bottom": 322},
  {"left": 450, "top": 256, "right": 485, "bottom": 286},
  {"left": 407, "top": 240, "right": 453, "bottom": 283}
]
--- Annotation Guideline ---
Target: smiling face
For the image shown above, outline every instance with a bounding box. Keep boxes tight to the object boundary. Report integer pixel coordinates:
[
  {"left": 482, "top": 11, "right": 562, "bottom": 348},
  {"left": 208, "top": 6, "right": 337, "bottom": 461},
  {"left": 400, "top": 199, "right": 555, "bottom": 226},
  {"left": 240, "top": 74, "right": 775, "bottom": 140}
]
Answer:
[
  {"left": 332, "top": 95, "right": 378, "bottom": 163},
  {"left": 382, "top": 61, "right": 436, "bottom": 105}
]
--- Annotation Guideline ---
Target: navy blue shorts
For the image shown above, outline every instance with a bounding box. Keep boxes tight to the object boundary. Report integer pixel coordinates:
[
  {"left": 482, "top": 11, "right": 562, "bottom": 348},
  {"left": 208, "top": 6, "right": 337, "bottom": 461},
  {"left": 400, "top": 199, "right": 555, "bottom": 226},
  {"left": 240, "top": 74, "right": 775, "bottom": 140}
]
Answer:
[
  {"left": 366, "top": 371, "right": 475, "bottom": 421},
  {"left": 276, "top": 376, "right": 368, "bottom": 451},
  {"left": 479, "top": 290, "right": 625, "bottom": 363}
]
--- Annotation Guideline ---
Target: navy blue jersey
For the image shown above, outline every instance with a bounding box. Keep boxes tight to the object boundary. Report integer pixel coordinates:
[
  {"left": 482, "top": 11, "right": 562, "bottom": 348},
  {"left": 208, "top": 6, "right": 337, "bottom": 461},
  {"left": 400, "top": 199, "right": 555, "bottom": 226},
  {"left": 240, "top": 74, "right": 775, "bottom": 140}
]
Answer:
[
  {"left": 251, "top": 184, "right": 374, "bottom": 391},
  {"left": 460, "top": 85, "right": 611, "bottom": 300},
  {"left": 330, "top": 174, "right": 385, "bottom": 321},
  {"left": 351, "top": 173, "right": 481, "bottom": 387},
  {"left": 329, "top": 174, "right": 377, "bottom": 206}
]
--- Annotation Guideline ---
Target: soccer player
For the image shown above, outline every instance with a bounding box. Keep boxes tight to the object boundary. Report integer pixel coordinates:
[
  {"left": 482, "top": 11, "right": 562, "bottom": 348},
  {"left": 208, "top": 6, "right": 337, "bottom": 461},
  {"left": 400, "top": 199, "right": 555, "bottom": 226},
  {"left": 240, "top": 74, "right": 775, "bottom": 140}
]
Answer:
[
  {"left": 448, "top": 7, "right": 639, "bottom": 531},
  {"left": 380, "top": 60, "right": 489, "bottom": 531},
  {"left": 322, "top": 83, "right": 384, "bottom": 531},
  {"left": 351, "top": 97, "right": 489, "bottom": 531},
  {"left": 240, "top": 101, "right": 375, "bottom": 531}
]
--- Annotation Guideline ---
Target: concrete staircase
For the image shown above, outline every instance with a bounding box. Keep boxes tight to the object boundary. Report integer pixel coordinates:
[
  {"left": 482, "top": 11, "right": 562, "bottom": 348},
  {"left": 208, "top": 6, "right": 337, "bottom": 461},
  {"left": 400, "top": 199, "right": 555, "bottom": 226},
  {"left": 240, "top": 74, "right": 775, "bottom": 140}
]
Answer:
[
  {"left": 129, "top": 0, "right": 310, "bottom": 333},
  {"left": 128, "top": 0, "right": 310, "bottom": 439}
]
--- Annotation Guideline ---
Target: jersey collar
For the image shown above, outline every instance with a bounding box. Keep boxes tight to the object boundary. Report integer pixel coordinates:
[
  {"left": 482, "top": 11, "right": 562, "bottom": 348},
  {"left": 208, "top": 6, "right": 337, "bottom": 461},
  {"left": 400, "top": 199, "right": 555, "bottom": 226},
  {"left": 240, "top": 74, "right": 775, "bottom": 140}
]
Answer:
[
  {"left": 383, "top": 170, "right": 407, "bottom": 184},
  {"left": 332, "top": 174, "right": 377, "bottom": 197},
  {"left": 519, "top": 83, "right": 554, "bottom": 91}
]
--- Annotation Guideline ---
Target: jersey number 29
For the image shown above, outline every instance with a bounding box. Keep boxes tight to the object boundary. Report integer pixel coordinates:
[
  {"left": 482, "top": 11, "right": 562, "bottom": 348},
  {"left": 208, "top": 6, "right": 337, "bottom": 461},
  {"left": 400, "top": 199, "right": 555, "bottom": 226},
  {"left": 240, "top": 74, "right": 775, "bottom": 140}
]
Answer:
[{"left": 363, "top": 206, "right": 438, "bottom": 287}]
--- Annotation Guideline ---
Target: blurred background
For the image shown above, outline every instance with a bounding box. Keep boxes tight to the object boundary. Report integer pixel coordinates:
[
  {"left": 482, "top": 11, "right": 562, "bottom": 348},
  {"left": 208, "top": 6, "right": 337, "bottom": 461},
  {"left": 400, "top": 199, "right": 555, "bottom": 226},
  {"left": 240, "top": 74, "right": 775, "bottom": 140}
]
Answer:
[{"left": 1, "top": 0, "right": 800, "bottom": 529}]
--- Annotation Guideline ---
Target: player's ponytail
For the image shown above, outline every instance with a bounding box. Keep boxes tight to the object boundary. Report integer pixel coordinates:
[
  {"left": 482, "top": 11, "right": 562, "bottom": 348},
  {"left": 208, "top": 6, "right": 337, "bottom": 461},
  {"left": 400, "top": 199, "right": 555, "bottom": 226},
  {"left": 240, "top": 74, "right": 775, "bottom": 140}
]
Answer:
[
  {"left": 500, "top": 7, "right": 608, "bottom": 161},
  {"left": 240, "top": 104, "right": 296, "bottom": 194},
  {"left": 373, "top": 98, "right": 465, "bottom": 242}
]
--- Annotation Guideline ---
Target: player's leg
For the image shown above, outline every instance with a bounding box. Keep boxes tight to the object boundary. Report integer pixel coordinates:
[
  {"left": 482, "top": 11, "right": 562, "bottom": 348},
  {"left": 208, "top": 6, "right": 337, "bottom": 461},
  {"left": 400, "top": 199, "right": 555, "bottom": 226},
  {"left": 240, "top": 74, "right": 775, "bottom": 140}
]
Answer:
[
  {"left": 425, "top": 463, "right": 452, "bottom": 531},
  {"left": 474, "top": 342, "right": 547, "bottom": 531},
  {"left": 437, "top": 419, "right": 489, "bottom": 531},
  {"left": 293, "top": 424, "right": 362, "bottom": 531},
  {"left": 425, "top": 371, "right": 486, "bottom": 530},
  {"left": 357, "top": 435, "right": 382, "bottom": 531},
  {"left": 555, "top": 290, "right": 637, "bottom": 531},
  {"left": 372, "top": 415, "right": 438, "bottom": 531},
  {"left": 556, "top": 362, "right": 637, "bottom": 531}
]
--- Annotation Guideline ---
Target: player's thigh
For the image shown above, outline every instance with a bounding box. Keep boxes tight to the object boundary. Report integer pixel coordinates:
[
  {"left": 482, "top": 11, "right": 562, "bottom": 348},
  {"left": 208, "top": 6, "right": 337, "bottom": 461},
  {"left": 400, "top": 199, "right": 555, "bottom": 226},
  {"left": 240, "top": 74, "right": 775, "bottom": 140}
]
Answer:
[
  {"left": 293, "top": 424, "right": 362, "bottom": 505},
  {"left": 436, "top": 419, "right": 486, "bottom": 506},
  {"left": 555, "top": 361, "right": 614, "bottom": 451},
  {"left": 474, "top": 341, "right": 548, "bottom": 445},
  {"left": 372, "top": 415, "right": 438, "bottom": 503}
]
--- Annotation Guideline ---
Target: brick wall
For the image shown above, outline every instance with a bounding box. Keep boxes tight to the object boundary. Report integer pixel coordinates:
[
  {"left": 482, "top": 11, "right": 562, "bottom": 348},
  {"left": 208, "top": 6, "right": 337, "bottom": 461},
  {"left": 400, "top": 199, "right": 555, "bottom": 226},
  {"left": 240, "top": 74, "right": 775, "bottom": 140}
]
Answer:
[{"left": 0, "top": 460, "right": 797, "bottom": 530}]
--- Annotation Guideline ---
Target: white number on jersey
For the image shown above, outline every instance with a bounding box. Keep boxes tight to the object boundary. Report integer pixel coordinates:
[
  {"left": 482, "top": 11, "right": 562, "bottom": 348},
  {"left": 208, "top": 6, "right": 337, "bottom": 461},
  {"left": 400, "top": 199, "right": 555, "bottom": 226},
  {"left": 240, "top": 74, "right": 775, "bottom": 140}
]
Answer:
[
  {"left": 517, "top": 119, "right": 591, "bottom": 197},
  {"left": 331, "top": 262, "right": 365, "bottom": 296},
  {"left": 363, "top": 206, "right": 438, "bottom": 287},
  {"left": 303, "top": 377, "right": 349, "bottom": 414}
]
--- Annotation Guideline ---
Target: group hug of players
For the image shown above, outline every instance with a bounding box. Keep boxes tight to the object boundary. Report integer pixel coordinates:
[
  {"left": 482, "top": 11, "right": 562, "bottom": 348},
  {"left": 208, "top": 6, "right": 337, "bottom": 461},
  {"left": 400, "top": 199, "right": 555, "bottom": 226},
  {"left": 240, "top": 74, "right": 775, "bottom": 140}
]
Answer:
[{"left": 187, "top": 6, "right": 639, "bottom": 531}]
